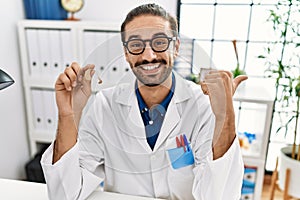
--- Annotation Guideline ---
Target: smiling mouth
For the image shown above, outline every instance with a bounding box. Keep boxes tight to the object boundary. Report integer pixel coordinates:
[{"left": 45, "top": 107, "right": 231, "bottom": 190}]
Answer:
[{"left": 139, "top": 63, "right": 160, "bottom": 71}]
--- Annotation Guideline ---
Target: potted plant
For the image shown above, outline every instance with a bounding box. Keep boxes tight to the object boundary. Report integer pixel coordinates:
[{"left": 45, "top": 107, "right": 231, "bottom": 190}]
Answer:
[{"left": 259, "top": 0, "right": 300, "bottom": 197}]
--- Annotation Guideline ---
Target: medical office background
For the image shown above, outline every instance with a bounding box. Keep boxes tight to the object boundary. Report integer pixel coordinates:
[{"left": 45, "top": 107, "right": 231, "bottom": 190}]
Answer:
[{"left": 0, "top": 0, "right": 298, "bottom": 196}]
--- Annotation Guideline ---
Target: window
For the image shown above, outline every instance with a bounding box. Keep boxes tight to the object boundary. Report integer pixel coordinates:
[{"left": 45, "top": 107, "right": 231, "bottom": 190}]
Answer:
[{"left": 178, "top": 0, "right": 300, "bottom": 172}]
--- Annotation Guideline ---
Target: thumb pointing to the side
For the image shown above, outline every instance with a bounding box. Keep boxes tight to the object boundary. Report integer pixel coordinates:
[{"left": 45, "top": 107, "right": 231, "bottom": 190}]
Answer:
[{"left": 233, "top": 75, "right": 248, "bottom": 94}]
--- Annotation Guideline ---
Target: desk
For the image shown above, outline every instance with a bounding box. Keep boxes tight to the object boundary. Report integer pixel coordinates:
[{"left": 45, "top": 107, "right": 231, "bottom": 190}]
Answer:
[{"left": 0, "top": 178, "right": 163, "bottom": 200}]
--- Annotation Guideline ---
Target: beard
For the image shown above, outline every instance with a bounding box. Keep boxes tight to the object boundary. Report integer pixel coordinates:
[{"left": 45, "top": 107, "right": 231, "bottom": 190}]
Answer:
[{"left": 130, "top": 59, "right": 173, "bottom": 87}]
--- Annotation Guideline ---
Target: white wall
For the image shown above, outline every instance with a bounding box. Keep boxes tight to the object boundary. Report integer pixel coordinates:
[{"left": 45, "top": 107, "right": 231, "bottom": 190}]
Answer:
[
  {"left": 0, "top": 1, "right": 29, "bottom": 179},
  {"left": 0, "top": 0, "right": 177, "bottom": 180},
  {"left": 77, "top": 0, "right": 178, "bottom": 24}
]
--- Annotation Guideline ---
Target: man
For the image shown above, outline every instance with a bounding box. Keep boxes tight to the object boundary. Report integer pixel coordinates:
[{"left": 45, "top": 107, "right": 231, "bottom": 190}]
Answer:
[{"left": 41, "top": 3, "right": 247, "bottom": 200}]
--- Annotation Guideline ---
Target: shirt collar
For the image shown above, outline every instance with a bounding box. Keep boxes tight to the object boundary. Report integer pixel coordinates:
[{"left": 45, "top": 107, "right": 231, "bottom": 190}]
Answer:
[{"left": 135, "top": 73, "right": 175, "bottom": 113}]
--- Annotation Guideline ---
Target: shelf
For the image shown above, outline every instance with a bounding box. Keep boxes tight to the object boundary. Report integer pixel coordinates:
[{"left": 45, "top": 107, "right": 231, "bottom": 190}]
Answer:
[
  {"left": 18, "top": 20, "right": 120, "bottom": 31},
  {"left": 240, "top": 133, "right": 264, "bottom": 159},
  {"left": 25, "top": 77, "right": 57, "bottom": 89},
  {"left": 18, "top": 20, "right": 125, "bottom": 158}
]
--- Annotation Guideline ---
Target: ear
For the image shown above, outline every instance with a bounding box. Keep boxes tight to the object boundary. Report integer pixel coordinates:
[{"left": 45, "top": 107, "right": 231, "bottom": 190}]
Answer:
[{"left": 174, "top": 38, "right": 180, "bottom": 58}]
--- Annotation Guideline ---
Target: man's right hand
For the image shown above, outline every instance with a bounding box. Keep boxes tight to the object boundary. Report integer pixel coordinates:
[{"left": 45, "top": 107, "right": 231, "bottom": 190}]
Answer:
[
  {"left": 55, "top": 63, "right": 95, "bottom": 121},
  {"left": 53, "top": 62, "right": 95, "bottom": 163}
]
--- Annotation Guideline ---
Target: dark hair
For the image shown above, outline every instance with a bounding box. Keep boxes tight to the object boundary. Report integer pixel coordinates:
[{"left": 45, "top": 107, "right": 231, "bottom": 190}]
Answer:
[{"left": 120, "top": 3, "right": 178, "bottom": 42}]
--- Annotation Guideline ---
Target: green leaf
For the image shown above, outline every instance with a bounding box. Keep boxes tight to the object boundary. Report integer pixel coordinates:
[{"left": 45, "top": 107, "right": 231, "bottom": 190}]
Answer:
[
  {"left": 295, "top": 83, "right": 300, "bottom": 97},
  {"left": 231, "top": 67, "right": 246, "bottom": 78}
]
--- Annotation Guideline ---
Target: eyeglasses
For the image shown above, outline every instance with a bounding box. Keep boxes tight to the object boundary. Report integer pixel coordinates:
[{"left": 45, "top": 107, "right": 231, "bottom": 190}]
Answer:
[{"left": 123, "top": 36, "right": 177, "bottom": 55}]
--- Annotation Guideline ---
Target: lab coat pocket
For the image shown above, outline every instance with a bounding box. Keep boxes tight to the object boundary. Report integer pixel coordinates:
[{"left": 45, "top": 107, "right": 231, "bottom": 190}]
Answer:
[
  {"left": 167, "top": 146, "right": 195, "bottom": 170},
  {"left": 166, "top": 149, "right": 195, "bottom": 200},
  {"left": 165, "top": 135, "right": 195, "bottom": 199}
]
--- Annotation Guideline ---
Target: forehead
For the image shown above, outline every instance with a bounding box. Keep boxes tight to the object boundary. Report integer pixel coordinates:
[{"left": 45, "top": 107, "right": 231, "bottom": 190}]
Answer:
[{"left": 124, "top": 15, "right": 172, "bottom": 39}]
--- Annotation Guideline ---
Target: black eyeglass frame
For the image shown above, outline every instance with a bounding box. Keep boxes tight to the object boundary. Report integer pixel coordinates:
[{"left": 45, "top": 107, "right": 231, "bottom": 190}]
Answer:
[{"left": 123, "top": 36, "right": 177, "bottom": 55}]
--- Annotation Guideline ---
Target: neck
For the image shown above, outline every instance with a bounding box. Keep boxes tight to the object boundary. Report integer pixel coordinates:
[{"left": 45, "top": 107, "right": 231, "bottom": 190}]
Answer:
[{"left": 137, "top": 75, "right": 173, "bottom": 108}]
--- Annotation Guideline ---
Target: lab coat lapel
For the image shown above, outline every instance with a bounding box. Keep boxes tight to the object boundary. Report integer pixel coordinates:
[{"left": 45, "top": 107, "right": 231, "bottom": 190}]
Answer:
[
  {"left": 114, "top": 79, "right": 152, "bottom": 153},
  {"left": 153, "top": 99, "right": 180, "bottom": 151},
  {"left": 127, "top": 96, "right": 147, "bottom": 139},
  {"left": 153, "top": 72, "right": 192, "bottom": 151}
]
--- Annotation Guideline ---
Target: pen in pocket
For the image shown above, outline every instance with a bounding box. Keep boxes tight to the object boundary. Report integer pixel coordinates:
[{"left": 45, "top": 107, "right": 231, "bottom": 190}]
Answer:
[
  {"left": 183, "top": 134, "right": 190, "bottom": 151},
  {"left": 176, "top": 134, "right": 188, "bottom": 152}
]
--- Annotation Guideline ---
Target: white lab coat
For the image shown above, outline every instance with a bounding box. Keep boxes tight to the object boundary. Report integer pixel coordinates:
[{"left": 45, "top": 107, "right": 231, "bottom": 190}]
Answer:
[{"left": 41, "top": 72, "right": 244, "bottom": 200}]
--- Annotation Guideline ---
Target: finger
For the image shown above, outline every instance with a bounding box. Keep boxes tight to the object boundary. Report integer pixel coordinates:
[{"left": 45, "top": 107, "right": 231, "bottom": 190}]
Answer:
[
  {"left": 210, "top": 71, "right": 247, "bottom": 95},
  {"left": 56, "top": 73, "right": 73, "bottom": 91},
  {"left": 233, "top": 75, "right": 248, "bottom": 86},
  {"left": 83, "top": 69, "right": 96, "bottom": 84},
  {"left": 200, "top": 80, "right": 221, "bottom": 95},
  {"left": 199, "top": 81, "right": 209, "bottom": 95},
  {"left": 204, "top": 78, "right": 224, "bottom": 93},
  {"left": 199, "top": 68, "right": 215, "bottom": 82},
  {"left": 206, "top": 71, "right": 237, "bottom": 93},
  {"left": 84, "top": 65, "right": 95, "bottom": 81},
  {"left": 70, "top": 62, "right": 81, "bottom": 75},
  {"left": 77, "top": 64, "right": 95, "bottom": 82},
  {"left": 233, "top": 75, "right": 248, "bottom": 93},
  {"left": 222, "top": 70, "right": 233, "bottom": 80},
  {"left": 205, "top": 72, "right": 231, "bottom": 92},
  {"left": 201, "top": 69, "right": 218, "bottom": 79},
  {"left": 69, "top": 62, "right": 81, "bottom": 82},
  {"left": 64, "top": 63, "right": 81, "bottom": 88},
  {"left": 204, "top": 70, "right": 231, "bottom": 80},
  {"left": 55, "top": 74, "right": 67, "bottom": 91}
]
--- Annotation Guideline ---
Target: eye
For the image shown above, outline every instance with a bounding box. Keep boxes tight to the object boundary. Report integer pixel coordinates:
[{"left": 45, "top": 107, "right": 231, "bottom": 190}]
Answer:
[
  {"left": 153, "top": 38, "right": 168, "bottom": 46},
  {"left": 129, "top": 40, "right": 143, "bottom": 48},
  {"left": 155, "top": 41, "right": 165, "bottom": 45}
]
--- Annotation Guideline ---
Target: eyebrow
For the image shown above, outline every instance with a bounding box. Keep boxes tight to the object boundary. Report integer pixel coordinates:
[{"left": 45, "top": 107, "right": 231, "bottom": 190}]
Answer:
[
  {"left": 127, "top": 32, "right": 168, "bottom": 40},
  {"left": 128, "top": 35, "right": 140, "bottom": 40},
  {"left": 153, "top": 32, "right": 167, "bottom": 37}
]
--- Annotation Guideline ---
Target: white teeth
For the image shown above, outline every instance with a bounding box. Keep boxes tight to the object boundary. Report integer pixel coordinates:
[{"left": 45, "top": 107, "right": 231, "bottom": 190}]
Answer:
[{"left": 141, "top": 64, "right": 160, "bottom": 70}]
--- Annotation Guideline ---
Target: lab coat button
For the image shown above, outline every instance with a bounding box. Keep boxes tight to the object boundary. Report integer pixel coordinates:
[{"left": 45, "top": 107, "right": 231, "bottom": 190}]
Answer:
[{"left": 151, "top": 155, "right": 156, "bottom": 160}]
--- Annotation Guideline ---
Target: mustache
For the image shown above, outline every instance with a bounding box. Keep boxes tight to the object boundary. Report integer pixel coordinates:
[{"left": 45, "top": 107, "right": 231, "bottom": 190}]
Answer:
[{"left": 134, "top": 59, "right": 167, "bottom": 68}]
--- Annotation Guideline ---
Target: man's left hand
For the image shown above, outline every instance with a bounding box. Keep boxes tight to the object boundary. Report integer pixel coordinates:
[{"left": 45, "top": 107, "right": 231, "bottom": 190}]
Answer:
[{"left": 200, "top": 70, "right": 248, "bottom": 159}]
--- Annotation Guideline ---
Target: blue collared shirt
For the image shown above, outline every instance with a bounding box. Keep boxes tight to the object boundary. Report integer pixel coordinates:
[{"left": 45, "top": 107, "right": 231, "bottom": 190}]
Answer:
[{"left": 136, "top": 73, "right": 175, "bottom": 150}]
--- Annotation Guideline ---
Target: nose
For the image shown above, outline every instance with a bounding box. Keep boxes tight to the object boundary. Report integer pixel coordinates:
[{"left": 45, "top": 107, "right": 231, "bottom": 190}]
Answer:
[{"left": 141, "top": 42, "right": 157, "bottom": 60}]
